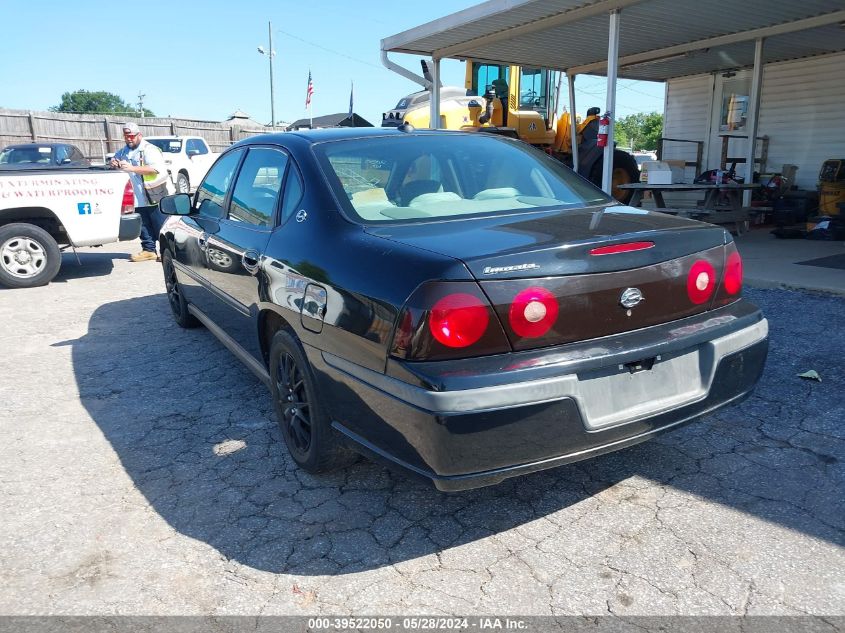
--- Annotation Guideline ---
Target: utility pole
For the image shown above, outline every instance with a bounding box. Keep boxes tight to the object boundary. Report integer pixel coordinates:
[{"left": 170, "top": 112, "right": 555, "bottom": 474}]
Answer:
[
  {"left": 258, "top": 22, "right": 276, "bottom": 128},
  {"left": 269, "top": 22, "right": 275, "bottom": 128},
  {"left": 137, "top": 92, "right": 146, "bottom": 119}
]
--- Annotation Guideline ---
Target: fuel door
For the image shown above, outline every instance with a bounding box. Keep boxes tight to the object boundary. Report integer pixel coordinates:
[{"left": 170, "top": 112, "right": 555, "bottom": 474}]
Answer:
[{"left": 300, "top": 283, "right": 327, "bottom": 333}]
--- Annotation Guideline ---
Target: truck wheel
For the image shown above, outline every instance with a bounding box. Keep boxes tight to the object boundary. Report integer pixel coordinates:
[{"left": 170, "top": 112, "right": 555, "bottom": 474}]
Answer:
[
  {"left": 269, "top": 329, "right": 355, "bottom": 473},
  {"left": 161, "top": 251, "right": 199, "bottom": 328},
  {"left": 589, "top": 150, "right": 641, "bottom": 204},
  {"left": 0, "top": 223, "right": 61, "bottom": 289},
  {"left": 176, "top": 172, "right": 190, "bottom": 194}
]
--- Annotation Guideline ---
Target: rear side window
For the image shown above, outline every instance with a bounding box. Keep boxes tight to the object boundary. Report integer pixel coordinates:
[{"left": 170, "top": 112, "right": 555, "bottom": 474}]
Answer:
[
  {"left": 228, "top": 148, "right": 288, "bottom": 227},
  {"left": 195, "top": 149, "right": 244, "bottom": 219},
  {"left": 280, "top": 162, "right": 304, "bottom": 225}
]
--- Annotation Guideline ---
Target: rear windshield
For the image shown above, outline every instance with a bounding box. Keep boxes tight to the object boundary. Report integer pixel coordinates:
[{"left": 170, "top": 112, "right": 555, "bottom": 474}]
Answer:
[
  {"left": 147, "top": 139, "right": 182, "bottom": 153},
  {"left": 0, "top": 146, "right": 53, "bottom": 164},
  {"left": 312, "top": 134, "right": 610, "bottom": 223}
]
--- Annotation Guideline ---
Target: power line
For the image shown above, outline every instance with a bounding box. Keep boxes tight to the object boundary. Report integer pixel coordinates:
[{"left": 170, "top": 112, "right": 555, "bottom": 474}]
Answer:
[{"left": 275, "top": 29, "right": 384, "bottom": 70}]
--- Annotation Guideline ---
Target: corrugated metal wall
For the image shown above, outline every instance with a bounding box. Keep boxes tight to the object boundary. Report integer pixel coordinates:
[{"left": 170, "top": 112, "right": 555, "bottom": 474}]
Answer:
[{"left": 664, "top": 51, "right": 845, "bottom": 190}]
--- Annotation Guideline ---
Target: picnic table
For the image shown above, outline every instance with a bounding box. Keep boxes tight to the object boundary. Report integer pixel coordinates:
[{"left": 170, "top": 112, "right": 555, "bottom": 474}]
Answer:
[{"left": 617, "top": 182, "right": 761, "bottom": 234}]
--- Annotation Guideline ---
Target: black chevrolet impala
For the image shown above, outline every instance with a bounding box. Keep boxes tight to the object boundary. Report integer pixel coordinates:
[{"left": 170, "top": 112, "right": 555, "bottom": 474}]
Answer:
[{"left": 158, "top": 128, "right": 768, "bottom": 491}]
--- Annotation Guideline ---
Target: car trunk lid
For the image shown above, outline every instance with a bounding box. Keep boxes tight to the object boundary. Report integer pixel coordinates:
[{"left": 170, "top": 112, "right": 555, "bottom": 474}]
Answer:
[{"left": 366, "top": 205, "right": 730, "bottom": 350}]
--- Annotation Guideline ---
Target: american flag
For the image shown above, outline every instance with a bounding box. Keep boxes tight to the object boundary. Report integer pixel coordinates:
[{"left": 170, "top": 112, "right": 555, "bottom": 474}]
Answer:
[{"left": 305, "top": 71, "right": 314, "bottom": 108}]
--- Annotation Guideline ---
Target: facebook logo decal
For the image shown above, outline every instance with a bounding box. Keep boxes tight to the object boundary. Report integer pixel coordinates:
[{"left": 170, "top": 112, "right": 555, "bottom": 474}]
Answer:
[{"left": 78, "top": 202, "right": 91, "bottom": 215}]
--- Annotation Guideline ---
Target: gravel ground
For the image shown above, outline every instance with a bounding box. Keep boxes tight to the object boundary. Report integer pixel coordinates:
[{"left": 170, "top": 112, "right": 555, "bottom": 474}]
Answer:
[{"left": 0, "top": 243, "right": 842, "bottom": 617}]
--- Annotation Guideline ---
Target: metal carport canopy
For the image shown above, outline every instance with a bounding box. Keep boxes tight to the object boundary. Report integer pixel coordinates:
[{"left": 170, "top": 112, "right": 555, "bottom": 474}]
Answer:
[
  {"left": 381, "top": 0, "right": 845, "bottom": 197},
  {"left": 381, "top": 0, "right": 845, "bottom": 82}
]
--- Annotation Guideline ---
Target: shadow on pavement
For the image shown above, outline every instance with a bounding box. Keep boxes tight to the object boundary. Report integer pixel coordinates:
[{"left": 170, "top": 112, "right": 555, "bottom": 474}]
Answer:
[
  {"left": 0, "top": 251, "right": 129, "bottom": 290},
  {"left": 53, "top": 250, "right": 129, "bottom": 282},
  {"left": 68, "top": 289, "right": 845, "bottom": 574}
]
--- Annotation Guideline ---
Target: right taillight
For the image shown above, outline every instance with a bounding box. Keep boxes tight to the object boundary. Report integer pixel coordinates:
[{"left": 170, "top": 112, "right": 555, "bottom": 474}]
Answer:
[
  {"left": 121, "top": 180, "right": 135, "bottom": 215},
  {"left": 724, "top": 249, "right": 743, "bottom": 295},
  {"left": 390, "top": 281, "right": 510, "bottom": 361},
  {"left": 714, "top": 241, "right": 743, "bottom": 306}
]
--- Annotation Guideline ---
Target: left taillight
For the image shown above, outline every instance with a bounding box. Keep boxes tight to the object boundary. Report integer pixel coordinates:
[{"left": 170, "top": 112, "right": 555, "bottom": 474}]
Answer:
[
  {"left": 390, "top": 281, "right": 510, "bottom": 361},
  {"left": 121, "top": 180, "right": 135, "bottom": 215}
]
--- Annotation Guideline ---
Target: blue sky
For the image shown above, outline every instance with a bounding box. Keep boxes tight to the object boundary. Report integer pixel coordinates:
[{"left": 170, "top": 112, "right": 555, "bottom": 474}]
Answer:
[{"left": 0, "top": 0, "right": 665, "bottom": 128}]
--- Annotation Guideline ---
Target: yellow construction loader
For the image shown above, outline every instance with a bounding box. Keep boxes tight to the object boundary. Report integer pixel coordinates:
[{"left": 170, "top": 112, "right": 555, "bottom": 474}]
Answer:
[{"left": 382, "top": 60, "right": 640, "bottom": 202}]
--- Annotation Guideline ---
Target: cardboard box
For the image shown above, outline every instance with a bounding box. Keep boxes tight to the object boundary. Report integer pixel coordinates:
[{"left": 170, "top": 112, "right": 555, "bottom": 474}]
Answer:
[
  {"left": 642, "top": 161, "right": 672, "bottom": 184},
  {"left": 664, "top": 159, "right": 687, "bottom": 184}
]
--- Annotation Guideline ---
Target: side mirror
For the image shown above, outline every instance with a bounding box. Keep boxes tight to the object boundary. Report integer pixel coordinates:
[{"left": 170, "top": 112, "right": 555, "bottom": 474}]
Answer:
[
  {"left": 159, "top": 193, "right": 193, "bottom": 216},
  {"left": 186, "top": 149, "right": 200, "bottom": 157}
]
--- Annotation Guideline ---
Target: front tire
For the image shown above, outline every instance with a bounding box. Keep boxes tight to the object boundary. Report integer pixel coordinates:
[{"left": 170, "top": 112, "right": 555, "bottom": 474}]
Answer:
[
  {"left": 161, "top": 251, "right": 199, "bottom": 328},
  {"left": 589, "top": 150, "right": 640, "bottom": 204},
  {"left": 176, "top": 172, "right": 190, "bottom": 194},
  {"left": 0, "top": 223, "right": 61, "bottom": 289},
  {"left": 269, "top": 330, "right": 352, "bottom": 473}
]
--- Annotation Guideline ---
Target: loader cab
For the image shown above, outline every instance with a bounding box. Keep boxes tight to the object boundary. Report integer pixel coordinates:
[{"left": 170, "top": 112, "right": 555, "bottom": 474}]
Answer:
[{"left": 465, "top": 61, "right": 557, "bottom": 144}]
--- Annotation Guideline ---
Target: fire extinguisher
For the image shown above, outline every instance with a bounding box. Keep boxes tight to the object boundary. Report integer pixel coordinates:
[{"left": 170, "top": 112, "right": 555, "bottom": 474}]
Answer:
[{"left": 597, "top": 112, "right": 611, "bottom": 148}]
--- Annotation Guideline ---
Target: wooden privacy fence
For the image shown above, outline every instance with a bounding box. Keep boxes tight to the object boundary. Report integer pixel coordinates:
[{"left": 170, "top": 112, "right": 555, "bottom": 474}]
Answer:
[{"left": 0, "top": 108, "right": 272, "bottom": 160}]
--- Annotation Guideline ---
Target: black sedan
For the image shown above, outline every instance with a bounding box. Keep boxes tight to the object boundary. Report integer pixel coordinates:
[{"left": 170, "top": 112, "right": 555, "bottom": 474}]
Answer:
[{"left": 158, "top": 127, "right": 768, "bottom": 491}]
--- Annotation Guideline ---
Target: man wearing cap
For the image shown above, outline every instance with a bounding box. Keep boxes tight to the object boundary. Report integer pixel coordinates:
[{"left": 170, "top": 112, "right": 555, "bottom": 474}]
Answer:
[{"left": 110, "top": 122, "right": 172, "bottom": 262}]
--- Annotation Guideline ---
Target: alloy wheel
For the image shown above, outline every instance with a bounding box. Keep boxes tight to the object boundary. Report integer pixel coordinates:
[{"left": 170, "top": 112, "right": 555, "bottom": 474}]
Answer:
[
  {"left": 276, "top": 352, "right": 312, "bottom": 454},
  {"left": 163, "top": 258, "right": 182, "bottom": 314}
]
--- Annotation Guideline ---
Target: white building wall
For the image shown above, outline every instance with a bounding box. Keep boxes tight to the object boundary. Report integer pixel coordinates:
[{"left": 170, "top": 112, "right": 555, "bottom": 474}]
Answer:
[
  {"left": 757, "top": 52, "right": 845, "bottom": 188},
  {"left": 663, "top": 51, "right": 845, "bottom": 190},
  {"left": 662, "top": 74, "right": 714, "bottom": 177}
]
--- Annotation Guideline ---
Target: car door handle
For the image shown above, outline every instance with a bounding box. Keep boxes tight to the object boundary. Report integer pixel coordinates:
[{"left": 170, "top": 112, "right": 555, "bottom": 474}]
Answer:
[{"left": 242, "top": 250, "right": 260, "bottom": 274}]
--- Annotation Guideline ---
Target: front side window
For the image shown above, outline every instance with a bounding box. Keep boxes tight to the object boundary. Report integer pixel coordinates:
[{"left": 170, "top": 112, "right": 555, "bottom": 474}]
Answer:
[
  {"left": 518, "top": 68, "right": 552, "bottom": 115},
  {"left": 314, "top": 134, "right": 609, "bottom": 224},
  {"left": 228, "top": 148, "right": 288, "bottom": 227},
  {"left": 186, "top": 139, "right": 209, "bottom": 155},
  {"left": 195, "top": 149, "right": 244, "bottom": 220}
]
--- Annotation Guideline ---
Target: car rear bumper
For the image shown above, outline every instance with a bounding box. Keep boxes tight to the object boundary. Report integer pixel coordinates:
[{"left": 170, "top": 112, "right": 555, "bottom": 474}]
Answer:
[
  {"left": 313, "top": 300, "right": 768, "bottom": 491},
  {"left": 118, "top": 213, "right": 142, "bottom": 241}
]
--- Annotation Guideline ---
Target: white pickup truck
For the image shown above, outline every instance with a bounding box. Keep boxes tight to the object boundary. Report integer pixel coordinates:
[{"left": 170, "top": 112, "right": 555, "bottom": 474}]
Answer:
[
  {"left": 0, "top": 167, "right": 141, "bottom": 288},
  {"left": 146, "top": 135, "right": 218, "bottom": 194}
]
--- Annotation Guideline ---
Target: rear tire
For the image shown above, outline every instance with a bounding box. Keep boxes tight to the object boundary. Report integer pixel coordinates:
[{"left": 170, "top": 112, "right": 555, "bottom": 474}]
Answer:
[
  {"left": 161, "top": 250, "right": 199, "bottom": 328},
  {"left": 0, "top": 223, "right": 61, "bottom": 289},
  {"left": 176, "top": 172, "right": 190, "bottom": 194},
  {"left": 269, "top": 329, "right": 353, "bottom": 473},
  {"left": 589, "top": 150, "right": 640, "bottom": 204}
]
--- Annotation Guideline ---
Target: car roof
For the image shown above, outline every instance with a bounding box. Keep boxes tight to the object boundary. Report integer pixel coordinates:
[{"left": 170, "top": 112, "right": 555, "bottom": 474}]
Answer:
[{"left": 238, "top": 127, "right": 464, "bottom": 146}]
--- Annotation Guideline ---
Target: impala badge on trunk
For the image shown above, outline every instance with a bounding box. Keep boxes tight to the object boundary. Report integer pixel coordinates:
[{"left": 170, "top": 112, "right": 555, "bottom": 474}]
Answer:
[{"left": 620, "top": 287, "right": 644, "bottom": 308}]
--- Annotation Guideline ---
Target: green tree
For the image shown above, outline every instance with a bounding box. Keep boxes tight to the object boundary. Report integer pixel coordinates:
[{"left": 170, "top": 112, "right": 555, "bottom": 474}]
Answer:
[
  {"left": 614, "top": 112, "right": 663, "bottom": 152},
  {"left": 50, "top": 90, "right": 154, "bottom": 117}
]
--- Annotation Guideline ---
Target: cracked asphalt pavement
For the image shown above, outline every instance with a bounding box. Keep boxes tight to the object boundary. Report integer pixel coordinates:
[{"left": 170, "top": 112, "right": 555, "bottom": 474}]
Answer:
[{"left": 1, "top": 243, "right": 843, "bottom": 616}]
